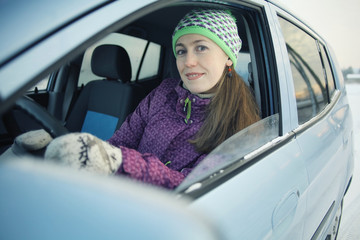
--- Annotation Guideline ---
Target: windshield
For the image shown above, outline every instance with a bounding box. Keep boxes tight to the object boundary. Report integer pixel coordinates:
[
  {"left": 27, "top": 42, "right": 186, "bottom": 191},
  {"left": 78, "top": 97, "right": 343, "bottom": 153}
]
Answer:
[{"left": 177, "top": 114, "right": 279, "bottom": 192}]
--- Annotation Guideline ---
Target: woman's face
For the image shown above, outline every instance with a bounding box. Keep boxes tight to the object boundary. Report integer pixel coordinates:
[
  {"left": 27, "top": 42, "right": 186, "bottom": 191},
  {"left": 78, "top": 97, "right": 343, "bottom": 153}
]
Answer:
[{"left": 175, "top": 34, "right": 233, "bottom": 94}]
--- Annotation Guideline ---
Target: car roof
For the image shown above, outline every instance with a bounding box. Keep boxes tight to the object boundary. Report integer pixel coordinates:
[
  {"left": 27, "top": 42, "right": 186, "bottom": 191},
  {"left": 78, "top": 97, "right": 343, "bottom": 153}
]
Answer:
[{"left": 0, "top": 0, "right": 108, "bottom": 67}]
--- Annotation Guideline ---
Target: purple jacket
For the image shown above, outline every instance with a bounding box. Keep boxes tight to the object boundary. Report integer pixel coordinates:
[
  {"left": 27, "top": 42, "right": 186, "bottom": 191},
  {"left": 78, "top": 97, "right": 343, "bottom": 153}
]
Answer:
[{"left": 108, "top": 78, "right": 210, "bottom": 189}]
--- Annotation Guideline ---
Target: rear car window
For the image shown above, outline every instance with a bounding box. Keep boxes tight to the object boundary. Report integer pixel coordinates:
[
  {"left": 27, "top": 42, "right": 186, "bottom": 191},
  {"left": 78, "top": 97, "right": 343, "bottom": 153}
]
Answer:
[
  {"left": 27, "top": 76, "right": 49, "bottom": 92},
  {"left": 78, "top": 33, "right": 161, "bottom": 86},
  {"left": 278, "top": 17, "right": 330, "bottom": 124}
]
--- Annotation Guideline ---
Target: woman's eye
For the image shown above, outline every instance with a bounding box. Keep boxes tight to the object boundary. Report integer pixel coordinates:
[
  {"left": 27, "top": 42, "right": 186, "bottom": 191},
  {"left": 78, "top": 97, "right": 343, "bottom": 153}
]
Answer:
[
  {"left": 196, "top": 45, "right": 208, "bottom": 52},
  {"left": 176, "top": 49, "right": 186, "bottom": 56}
]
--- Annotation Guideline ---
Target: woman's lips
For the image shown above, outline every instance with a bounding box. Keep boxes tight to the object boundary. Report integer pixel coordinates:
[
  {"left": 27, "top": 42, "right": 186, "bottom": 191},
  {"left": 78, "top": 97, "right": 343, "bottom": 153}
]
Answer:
[{"left": 185, "top": 72, "right": 204, "bottom": 80}]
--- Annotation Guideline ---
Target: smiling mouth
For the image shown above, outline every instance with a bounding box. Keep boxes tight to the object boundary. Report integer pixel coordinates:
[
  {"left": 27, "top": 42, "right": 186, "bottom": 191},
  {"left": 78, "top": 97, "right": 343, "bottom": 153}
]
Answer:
[{"left": 185, "top": 73, "right": 204, "bottom": 80}]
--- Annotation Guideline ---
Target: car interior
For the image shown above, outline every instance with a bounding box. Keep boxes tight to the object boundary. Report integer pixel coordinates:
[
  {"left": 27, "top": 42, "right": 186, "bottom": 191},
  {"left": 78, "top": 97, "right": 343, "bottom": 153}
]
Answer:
[{"left": 0, "top": 4, "right": 278, "bottom": 159}]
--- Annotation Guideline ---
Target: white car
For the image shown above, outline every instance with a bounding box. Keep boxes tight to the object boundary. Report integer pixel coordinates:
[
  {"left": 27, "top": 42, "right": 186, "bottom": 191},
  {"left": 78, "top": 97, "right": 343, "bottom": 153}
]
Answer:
[{"left": 0, "top": 0, "right": 354, "bottom": 239}]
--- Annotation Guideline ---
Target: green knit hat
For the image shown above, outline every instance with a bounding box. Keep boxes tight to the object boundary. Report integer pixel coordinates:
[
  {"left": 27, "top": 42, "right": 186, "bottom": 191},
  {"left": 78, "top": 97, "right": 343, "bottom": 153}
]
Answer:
[{"left": 172, "top": 9, "right": 242, "bottom": 67}]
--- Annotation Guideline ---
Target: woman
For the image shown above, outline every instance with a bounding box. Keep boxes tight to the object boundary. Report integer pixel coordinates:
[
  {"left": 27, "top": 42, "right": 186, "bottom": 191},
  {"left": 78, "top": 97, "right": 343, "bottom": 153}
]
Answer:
[{"left": 45, "top": 9, "right": 260, "bottom": 189}]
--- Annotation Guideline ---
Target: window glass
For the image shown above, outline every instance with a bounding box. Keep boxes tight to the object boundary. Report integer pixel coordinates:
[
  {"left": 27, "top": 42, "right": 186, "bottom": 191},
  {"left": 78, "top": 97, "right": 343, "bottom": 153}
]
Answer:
[
  {"left": 78, "top": 33, "right": 160, "bottom": 86},
  {"left": 236, "top": 52, "right": 251, "bottom": 86},
  {"left": 27, "top": 77, "right": 49, "bottom": 92},
  {"left": 319, "top": 44, "right": 335, "bottom": 98},
  {"left": 177, "top": 114, "right": 279, "bottom": 191},
  {"left": 139, "top": 42, "right": 161, "bottom": 79},
  {"left": 278, "top": 17, "right": 328, "bottom": 124}
]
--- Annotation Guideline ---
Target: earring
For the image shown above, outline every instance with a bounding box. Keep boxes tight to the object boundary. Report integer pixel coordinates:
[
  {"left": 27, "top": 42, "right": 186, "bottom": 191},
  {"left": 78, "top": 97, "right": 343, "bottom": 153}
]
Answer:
[{"left": 227, "top": 66, "right": 232, "bottom": 78}]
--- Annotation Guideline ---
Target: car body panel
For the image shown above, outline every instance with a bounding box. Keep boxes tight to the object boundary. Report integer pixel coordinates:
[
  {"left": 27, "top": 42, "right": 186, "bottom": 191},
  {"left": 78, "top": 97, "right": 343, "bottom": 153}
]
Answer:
[
  {"left": 297, "top": 93, "right": 353, "bottom": 239},
  {"left": 189, "top": 136, "right": 308, "bottom": 240},
  {"left": 0, "top": 155, "right": 220, "bottom": 240},
  {"left": 0, "top": 0, "right": 108, "bottom": 66}
]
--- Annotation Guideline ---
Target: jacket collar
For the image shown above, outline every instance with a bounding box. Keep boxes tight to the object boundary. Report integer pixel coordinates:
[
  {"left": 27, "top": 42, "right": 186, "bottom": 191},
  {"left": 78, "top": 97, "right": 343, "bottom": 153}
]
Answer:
[{"left": 181, "top": 82, "right": 215, "bottom": 99}]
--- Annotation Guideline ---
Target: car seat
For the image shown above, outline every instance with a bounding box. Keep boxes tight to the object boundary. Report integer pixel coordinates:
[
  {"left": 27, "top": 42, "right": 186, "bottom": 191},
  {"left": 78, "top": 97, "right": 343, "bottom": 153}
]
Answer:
[
  {"left": 65, "top": 44, "right": 146, "bottom": 140},
  {"left": 47, "top": 61, "right": 81, "bottom": 121}
]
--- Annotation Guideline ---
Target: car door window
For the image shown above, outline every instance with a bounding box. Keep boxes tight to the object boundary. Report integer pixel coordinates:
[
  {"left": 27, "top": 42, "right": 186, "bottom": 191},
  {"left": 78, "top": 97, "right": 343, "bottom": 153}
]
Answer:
[
  {"left": 319, "top": 44, "right": 336, "bottom": 98},
  {"left": 278, "top": 17, "right": 329, "bottom": 124},
  {"left": 78, "top": 33, "right": 161, "bottom": 86},
  {"left": 177, "top": 114, "right": 279, "bottom": 191},
  {"left": 138, "top": 42, "right": 161, "bottom": 79}
]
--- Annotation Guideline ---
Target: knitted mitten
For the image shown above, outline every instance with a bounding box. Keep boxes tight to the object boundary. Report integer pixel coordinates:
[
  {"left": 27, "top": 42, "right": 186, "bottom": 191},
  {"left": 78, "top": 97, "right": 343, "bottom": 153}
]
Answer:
[
  {"left": 44, "top": 132, "right": 122, "bottom": 175},
  {"left": 13, "top": 129, "right": 53, "bottom": 154}
]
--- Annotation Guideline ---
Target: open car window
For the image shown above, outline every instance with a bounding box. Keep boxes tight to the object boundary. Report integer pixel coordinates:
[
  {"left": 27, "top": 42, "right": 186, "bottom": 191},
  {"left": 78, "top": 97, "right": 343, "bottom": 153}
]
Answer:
[
  {"left": 174, "top": 6, "right": 278, "bottom": 193},
  {"left": 177, "top": 114, "right": 279, "bottom": 192}
]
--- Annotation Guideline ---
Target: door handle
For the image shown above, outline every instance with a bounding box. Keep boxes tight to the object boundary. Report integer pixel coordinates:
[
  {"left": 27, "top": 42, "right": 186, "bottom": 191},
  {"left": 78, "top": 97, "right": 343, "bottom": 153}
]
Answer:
[{"left": 272, "top": 189, "right": 300, "bottom": 230}]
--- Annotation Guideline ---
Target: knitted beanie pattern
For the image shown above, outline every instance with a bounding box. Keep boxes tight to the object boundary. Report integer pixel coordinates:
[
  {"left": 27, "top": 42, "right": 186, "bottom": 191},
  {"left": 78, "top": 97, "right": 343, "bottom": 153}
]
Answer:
[{"left": 172, "top": 9, "right": 242, "bottom": 67}]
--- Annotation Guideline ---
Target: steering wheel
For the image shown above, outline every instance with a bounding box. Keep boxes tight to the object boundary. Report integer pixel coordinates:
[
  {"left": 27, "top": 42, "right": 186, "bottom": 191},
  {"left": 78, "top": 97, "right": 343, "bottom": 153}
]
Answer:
[{"left": 4, "top": 96, "right": 69, "bottom": 138}]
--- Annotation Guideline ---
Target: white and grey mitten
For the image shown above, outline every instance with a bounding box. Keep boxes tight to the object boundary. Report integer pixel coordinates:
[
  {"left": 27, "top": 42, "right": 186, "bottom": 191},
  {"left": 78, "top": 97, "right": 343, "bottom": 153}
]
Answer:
[
  {"left": 13, "top": 129, "right": 53, "bottom": 154},
  {"left": 44, "top": 132, "right": 122, "bottom": 175}
]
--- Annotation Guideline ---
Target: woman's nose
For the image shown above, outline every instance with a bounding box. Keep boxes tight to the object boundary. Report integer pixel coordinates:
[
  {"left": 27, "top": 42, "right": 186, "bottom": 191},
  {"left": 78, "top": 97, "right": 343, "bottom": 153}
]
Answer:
[{"left": 185, "top": 52, "right": 197, "bottom": 67}]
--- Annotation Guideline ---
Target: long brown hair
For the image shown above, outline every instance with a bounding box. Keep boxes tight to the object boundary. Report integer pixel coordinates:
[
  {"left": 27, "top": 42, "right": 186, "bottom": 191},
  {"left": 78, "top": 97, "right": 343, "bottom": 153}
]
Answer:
[{"left": 190, "top": 67, "right": 261, "bottom": 153}]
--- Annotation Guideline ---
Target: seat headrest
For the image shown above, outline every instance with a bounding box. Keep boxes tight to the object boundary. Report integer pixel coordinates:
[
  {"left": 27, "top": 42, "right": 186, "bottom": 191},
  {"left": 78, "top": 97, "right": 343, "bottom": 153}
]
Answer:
[{"left": 91, "top": 45, "right": 132, "bottom": 83}]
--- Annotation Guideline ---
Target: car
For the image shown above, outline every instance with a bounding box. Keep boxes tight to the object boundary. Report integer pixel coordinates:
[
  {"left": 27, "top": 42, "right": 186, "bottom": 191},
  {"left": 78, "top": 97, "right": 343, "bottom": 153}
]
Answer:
[{"left": 0, "top": 0, "right": 354, "bottom": 239}]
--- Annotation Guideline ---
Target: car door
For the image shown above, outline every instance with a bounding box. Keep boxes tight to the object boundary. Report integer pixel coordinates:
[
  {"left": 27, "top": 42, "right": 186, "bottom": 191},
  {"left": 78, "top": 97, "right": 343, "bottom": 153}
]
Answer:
[
  {"left": 176, "top": 2, "right": 309, "bottom": 239},
  {"left": 179, "top": 116, "right": 309, "bottom": 240}
]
